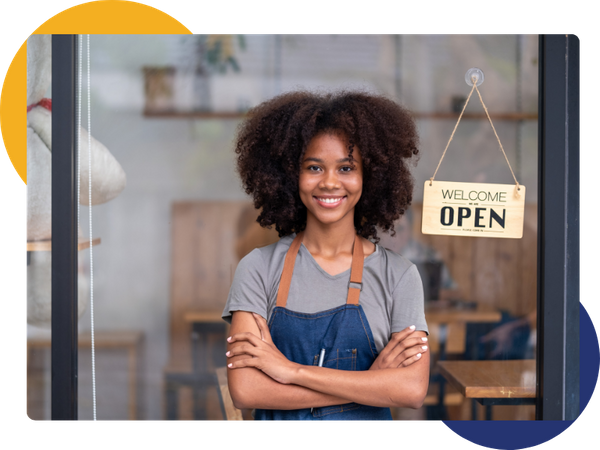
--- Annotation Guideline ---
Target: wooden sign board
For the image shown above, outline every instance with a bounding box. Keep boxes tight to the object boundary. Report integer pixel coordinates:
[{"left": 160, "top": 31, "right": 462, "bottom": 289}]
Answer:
[{"left": 422, "top": 181, "right": 525, "bottom": 239}]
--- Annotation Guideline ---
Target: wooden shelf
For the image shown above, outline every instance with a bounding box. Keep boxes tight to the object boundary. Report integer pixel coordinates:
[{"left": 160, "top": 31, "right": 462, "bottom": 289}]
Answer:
[
  {"left": 143, "top": 110, "right": 537, "bottom": 121},
  {"left": 183, "top": 310, "right": 224, "bottom": 323},
  {"left": 26, "top": 237, "right": 101, "bottom": 251},
  {"left": 143, "top": 110, "right": 247, "bottom": 119},
  {"left": 413, "top": 112, "right": 538, "bottom": 121}
]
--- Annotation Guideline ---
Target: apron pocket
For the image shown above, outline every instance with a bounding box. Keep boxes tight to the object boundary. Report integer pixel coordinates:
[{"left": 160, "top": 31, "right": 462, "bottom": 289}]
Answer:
[
  {"left": 312, "top": 402, "right": 361, "bottom": 418},
  {"left": 311, "top": 348, "right": 359, "bottom": 417},
  {"left": 313, "top": 348, "right": 358, "bottom": 371}
]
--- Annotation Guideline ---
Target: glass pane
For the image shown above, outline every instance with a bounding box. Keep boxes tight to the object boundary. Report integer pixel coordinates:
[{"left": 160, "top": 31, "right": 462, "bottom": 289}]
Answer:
[
  {"left": 26, "top": 34, "right": 53, "bottom": 420},
  {"left": 29, "top": 34, "right": 538, "bottom": 420},
  {"left": 380, "top": 35, "right": 538, "bottom": 420}
]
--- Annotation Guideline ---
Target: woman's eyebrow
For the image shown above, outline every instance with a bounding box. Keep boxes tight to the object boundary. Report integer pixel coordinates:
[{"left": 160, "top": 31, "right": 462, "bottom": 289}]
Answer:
[
  {"left": 303, "top": 157, "right": 323, "bottom": 163},
  {"left": 303, "top": 157, "right": 352, "bottom": 163}
]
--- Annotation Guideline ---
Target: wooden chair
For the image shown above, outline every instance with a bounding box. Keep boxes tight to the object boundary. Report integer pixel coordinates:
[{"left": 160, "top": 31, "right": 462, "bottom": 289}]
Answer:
[
  {"left": 164, "top": 201, "right": 252, "bottom": 419},
  {"left": 215, "top": 367, "right": 243, "bottom": 420}
]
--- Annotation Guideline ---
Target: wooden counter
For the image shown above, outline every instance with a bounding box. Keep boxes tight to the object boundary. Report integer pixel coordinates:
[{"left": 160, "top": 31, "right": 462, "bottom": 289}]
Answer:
[{"left": 425, "top": 303, "right": 502, "bottom": 324}]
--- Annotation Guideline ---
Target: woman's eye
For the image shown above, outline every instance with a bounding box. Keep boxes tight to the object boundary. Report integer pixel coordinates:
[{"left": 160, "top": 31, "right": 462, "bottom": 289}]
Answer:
[
  {"left": 340, "top": 166, "right": 353, "bottom": 173},
  {"left": 307, "top": 165, "right": 321, "bottom": 172}
]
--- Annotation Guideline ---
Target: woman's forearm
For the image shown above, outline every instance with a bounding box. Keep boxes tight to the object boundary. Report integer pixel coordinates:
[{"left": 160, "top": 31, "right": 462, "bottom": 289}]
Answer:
[
  {"left": 228, "top": 365, "right": 351, "bottom": 410},
  {"left": 227, "top": 311, "right": 430, "bottom": 410},
  {"left": 230, "top": 357, "right": 429, "bottom": 410},
  {"left": 288, "top": 354, "right": 430, "bottom": 409}
]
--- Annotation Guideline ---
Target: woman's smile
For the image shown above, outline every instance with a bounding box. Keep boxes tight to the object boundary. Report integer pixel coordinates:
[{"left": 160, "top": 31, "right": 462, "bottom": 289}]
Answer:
[{"left": 313, "top": 195, "right": 346, "bottom": 208}]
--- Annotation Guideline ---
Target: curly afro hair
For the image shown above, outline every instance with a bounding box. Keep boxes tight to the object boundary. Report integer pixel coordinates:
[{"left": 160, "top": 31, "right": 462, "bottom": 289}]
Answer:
[{"left": 235, "top": 90, "right": 419, "bottom": 242}]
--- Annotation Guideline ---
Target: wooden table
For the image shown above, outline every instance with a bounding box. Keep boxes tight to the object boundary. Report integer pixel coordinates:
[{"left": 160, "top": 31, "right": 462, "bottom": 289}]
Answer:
[
  {"left": 437, "top": 359, "right": 536, "bottom": 419},
  {"left": 27, "top": 330, "right": 144, "bottom": 420},
  {"left": 425, "top": 302, "right": 502, "bottom": 356},
  {"left": 424, "top": 303, "right": 503, "bottom": 419}
]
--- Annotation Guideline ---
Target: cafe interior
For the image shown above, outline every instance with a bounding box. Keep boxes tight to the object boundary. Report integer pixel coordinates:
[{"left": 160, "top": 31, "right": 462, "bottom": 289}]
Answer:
[{"left": 27, "top": 34, "right": 541, "bottom": 420}]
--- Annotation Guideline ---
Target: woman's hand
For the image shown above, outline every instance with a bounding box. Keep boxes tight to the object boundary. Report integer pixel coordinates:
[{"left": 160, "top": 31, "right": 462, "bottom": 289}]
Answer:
[
  {"left": 226, "top": 313, "right": 299, "bottom": 385},
  {"left": 369, "top": 326, "right": 428, "bottom": 370}
]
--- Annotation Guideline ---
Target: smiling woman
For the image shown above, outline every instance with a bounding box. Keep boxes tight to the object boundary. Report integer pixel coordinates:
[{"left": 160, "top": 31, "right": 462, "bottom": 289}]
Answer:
[
  {"left": 299, "top": 133, "right": 363, "bottom": 232},
  {"left": 235, "top": 90, "right": 419, "bottom": 240},
  {"left": 222, "top": 90, "right": 427, "bottom": 420}
]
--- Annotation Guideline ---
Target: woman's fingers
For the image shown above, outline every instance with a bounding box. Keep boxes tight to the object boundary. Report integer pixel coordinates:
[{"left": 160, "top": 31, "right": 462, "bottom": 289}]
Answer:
[
  {"left": 398, "top": 339, "right": 428, "bottom": 358},
  {"left": 388, "top": 326, "right": 417, "bottom": 346},
  {"left": 226, "top": 343, "right": 260, "bottom": 358},
  {"left": 387, "top": 340, "right": 429, "bottom": 367},
  {"left": 226, "top": 326, "right": 296, "bottom": 384},
  {"left": 375, "top": 330, "right": 428, "bottom": 369},
  {"left": 399, "top": 352, "right": 424, "bottom": 368},
  {"left": 252, "top": 313, "right": 273, "bottom": 343},
  {"left": 394, "top": 343, "right": 428, "bottom": 367},
  {"left": 378, "top": 326, "right": 416, "bottom": 358},
  {"left": 227, "top": 331, "right": 263, "bottom": 346},
  {"left": 226, "top": 332, "right": 269, "bottom": 366},
  {"left": 369, "top": 327, "right": 421, "bottom": 370},
  {"left": 226, "top": 329, "right": 277, "bottom": 357},
  {"left": 227, "top": 356, "right": 260, "bottom": 369},
  {"left": 225, "top": 344, "right": 260, "bottom": 369},
  {"left": 385, "top": 335, "right": 428, "bottom": 359}
]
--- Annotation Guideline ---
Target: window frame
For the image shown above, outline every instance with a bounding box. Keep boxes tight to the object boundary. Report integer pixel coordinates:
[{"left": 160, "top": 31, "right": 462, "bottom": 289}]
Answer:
[
  {"left": 536, "top": 34, "right": 580, "bottom": 420},
  {"left": 49, "top": 34, "right": 581, "bottom": 420}
]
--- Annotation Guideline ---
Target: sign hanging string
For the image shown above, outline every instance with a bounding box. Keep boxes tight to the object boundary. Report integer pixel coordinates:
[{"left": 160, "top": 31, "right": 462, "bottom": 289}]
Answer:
[
  {"left": 77, "top": 34, "right": 97, "bottom": 421},
  {"left": 87, "top": 33, "right": 97, "bottom": 423},
  {"left": 429, "top": 73, "right": 521, "bottom": 191}
]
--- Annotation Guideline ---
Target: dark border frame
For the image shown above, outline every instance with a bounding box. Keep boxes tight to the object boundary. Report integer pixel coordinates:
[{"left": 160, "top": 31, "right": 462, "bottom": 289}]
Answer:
[
  {"left": 536, "top": 34, "right": 580, "bottom": 420},
  {"left": 49, "top": 34, "right": 581, "bottom": 420}
]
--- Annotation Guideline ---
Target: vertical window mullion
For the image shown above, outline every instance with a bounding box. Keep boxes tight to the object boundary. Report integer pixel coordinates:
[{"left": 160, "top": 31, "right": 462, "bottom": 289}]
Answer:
[{"left": 51, "top": 34, "right": 79, "bottom": 420}]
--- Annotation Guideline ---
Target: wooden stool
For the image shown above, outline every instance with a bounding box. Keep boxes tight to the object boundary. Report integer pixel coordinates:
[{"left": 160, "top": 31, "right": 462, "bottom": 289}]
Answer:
[{"left": 163, "top": 311, "right": 228, "bottom": 419}]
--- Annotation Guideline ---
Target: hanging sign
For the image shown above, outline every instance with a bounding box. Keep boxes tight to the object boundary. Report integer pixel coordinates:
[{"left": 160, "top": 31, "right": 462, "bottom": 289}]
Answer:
[
  {"left": 423, "top": 68, "right": 526, "bottom": 239},
  {"left": 422, "top": 181, "right": 525, "bottom": 238}
]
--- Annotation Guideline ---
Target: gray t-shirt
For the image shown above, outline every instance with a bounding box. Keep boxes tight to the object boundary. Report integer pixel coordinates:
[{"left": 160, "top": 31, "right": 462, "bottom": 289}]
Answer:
[{"left": 222, "top": 234, "right": 428, "bottom": 352}]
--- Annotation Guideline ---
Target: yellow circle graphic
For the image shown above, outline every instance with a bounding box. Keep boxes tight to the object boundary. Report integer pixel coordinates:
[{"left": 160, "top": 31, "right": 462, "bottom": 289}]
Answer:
[{"left": 0, "top": 0, "right": 194, "bottom": 185}]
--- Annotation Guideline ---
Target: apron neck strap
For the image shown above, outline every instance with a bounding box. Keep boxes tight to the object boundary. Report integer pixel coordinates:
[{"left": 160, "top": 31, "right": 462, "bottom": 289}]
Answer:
[
  {"left": 276, "top": 232, "right": 304, "bottom": 307},
  {"left": 347, "top": 234, "right": 364, "bottom": 305},
  {"left": 275, "top": 232, "right": 364, "bottom": 308}
]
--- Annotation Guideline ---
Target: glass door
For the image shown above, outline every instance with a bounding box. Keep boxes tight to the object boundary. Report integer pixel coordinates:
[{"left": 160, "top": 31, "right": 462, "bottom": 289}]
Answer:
[{"left": 29, "top": 34, "right": 579, "bottom": 422}]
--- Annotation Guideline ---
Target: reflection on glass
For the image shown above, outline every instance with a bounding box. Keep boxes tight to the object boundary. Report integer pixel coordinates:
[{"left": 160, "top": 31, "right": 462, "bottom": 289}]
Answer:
[
  {"left": 379, "top": 210, "right": 459, "bottom": 303},
  {"left": 26, "top": 33, "right": 54, "bottom": 420},
  {"left": 27, "top": 34, "right": 538, "bottom": 421}
]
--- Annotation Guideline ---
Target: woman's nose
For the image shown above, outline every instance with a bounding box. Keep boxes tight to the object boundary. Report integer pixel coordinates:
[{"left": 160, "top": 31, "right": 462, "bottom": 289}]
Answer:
[{"left": 320, "top": 170, "right": 340, "bottom": 190}]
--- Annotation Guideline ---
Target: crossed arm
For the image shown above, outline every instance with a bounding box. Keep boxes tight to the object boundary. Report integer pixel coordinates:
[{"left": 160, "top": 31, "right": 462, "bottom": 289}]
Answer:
[{"left": 226, "top": 311, "right": 430, "bottom": 410}]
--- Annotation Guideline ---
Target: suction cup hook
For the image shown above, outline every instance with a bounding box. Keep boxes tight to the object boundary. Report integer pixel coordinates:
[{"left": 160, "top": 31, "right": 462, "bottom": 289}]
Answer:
[{"left": 465, "top": 67, "right": 484, "bottom": 86}]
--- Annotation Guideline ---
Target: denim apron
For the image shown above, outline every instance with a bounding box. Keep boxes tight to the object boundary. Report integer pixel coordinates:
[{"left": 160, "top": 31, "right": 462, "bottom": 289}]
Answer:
[{"left": 254, "top": 232, "right": 393, "bottom": 420}]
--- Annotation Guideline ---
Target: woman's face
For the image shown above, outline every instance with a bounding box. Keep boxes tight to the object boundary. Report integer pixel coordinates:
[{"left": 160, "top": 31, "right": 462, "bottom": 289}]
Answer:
[{"left": 299, "top": 133, "right": 363, "bottom": 229}]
